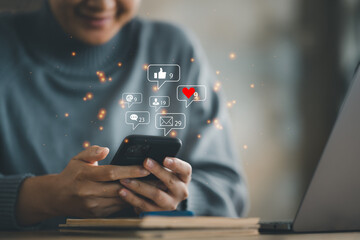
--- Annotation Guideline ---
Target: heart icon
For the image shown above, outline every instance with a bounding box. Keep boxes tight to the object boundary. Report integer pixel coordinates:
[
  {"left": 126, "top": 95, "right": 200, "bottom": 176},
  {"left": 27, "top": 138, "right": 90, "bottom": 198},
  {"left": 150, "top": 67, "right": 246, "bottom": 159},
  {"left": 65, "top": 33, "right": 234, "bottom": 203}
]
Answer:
[{"left": 182, "top": 87, "right": 195, "bottom": 99}]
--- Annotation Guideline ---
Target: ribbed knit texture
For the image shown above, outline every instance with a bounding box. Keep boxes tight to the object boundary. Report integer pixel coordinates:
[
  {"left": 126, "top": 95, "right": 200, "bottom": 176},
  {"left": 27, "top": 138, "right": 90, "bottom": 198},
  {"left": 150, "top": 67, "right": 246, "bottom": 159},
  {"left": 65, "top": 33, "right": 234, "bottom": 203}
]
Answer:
[
  {"left": 0, "top": 2, "right": 248, "bottom": 230},
  {"left": 0, "top": 174, "right": 33, "bottom": 230}
]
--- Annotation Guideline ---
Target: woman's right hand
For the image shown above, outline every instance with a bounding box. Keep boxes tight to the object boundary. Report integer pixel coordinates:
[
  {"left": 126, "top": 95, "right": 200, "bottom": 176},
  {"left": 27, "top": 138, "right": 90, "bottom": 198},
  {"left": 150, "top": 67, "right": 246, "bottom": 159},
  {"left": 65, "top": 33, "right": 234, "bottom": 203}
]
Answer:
[{"left": 16, "top": 145, "right": 150, "bottom": 226}]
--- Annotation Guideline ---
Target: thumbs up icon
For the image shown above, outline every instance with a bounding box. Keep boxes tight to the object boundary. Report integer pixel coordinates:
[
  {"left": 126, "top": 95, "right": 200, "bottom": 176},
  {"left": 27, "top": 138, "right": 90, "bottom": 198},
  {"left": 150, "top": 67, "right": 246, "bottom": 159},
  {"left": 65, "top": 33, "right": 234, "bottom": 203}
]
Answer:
[{"left": 154, "top": 68, "right": 167, "bottom": 79}]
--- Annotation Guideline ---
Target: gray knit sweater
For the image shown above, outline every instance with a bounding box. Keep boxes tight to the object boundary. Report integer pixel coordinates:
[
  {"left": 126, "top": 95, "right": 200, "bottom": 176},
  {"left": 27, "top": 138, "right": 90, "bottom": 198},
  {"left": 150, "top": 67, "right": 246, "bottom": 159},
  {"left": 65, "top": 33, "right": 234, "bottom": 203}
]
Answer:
[{"left": 0, "top": 3, "right": 248, "bottom": 230}]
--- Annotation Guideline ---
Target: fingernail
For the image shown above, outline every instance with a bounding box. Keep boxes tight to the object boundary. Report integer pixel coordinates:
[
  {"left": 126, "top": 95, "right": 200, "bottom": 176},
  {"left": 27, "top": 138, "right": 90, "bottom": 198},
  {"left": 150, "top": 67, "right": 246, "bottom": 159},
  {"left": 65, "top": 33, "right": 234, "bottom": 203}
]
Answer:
[
  {"left": 96, "top": 147, "right": 109, "bottom": 154},
  {"left": 141, "top": 168, "right": 150, "bottom": 175},
  {"left": 119, "top": 189, "right": 127, "bottom": 197},
  {"left": 146, "top": 158, "right": 154, "bottom": 168},
  {"left": 121, "top": 179, "right": 131, "bottom": 184},
  {"left": 165, "top": 157, "right": 173, "bottom": 166}
]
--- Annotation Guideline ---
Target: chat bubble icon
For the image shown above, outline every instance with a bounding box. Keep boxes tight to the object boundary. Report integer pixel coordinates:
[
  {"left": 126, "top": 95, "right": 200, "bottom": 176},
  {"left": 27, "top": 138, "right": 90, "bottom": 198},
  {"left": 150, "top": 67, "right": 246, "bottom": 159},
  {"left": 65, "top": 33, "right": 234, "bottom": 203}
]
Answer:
[
  {"left": 125, "top": 111, "right": 150, "bottom": 130},
  {"left": 177, "top": 85, "right": 206, "bottom": 108},
  {"left": 147, "top": 64, "right": 180, "bottom": 89},
  {"left": 122, "top": 93, "right": 142, "bottom": 108},
  {"left": 155, "top": 113, "right": 186, "bottom": 136},
  {"left": 149, "top": 96, "right": 170, "bottom": 112}
]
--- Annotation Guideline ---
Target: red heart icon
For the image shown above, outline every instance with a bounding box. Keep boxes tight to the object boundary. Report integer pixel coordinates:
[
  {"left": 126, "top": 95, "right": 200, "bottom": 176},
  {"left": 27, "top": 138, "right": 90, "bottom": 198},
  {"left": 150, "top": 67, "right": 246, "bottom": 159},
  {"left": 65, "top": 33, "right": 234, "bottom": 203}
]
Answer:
[{"left": 182, "top": 87, "right": 196, "bottom": 99}]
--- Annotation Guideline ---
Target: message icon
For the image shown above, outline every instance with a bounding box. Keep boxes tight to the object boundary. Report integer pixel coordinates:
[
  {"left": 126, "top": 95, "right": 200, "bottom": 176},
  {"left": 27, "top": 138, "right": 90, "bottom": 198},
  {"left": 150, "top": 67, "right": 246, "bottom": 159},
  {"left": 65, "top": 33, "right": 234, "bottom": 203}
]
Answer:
[
  {"left": 147, "top": 64, "right": 180, "bottom": 89},
  {"left": 122, "top": 93, "right": 142, "bottom": 108},
  {"left": 149, "top": 96, "right": 170, "bottom": 112},
  {"left": 155, "top": 113, "right": 186, "bottom": 136},
  {"left": 125, "top": 111, "right": 150, "bottom": 130},
  {"left": 177, "top": 85, "right": 206, "bottom": 108}
]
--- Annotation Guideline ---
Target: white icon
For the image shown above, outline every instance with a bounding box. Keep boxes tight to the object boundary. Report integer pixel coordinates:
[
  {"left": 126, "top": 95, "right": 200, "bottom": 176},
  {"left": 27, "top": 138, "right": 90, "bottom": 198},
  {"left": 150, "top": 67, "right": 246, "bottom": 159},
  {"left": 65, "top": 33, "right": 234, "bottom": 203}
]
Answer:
[
  {"left": 152, "top": 98, "right": 160, "bottom": 106},
  {"left": 155, "top": 113, "right": 186, "bottom": 136},
  {"left": 126, "top": 94, "right": 134, "bottom": 102},
  {"left": 160, "top": 116, "right": 173, "bottom": 127},
  {"left": 177, "top": 85, "right": 207, "bottom": 108},
  {"left": 147, "top": 64, "right": 180, "bottom": 89},
  {"left": 149, "top": 96, "right": 170, "bottom": 112},
  {"left": 125, "top": 111, "right": 150, "bottom": 130},
  {"left": 122, "top": 93, "right": 142, "bottom": 108},
  {"left": 154, "top": 68, "right": 166, "bottom": 79},
  {"left": 129, "top": 114, "right": 138, "bottom": 121}
]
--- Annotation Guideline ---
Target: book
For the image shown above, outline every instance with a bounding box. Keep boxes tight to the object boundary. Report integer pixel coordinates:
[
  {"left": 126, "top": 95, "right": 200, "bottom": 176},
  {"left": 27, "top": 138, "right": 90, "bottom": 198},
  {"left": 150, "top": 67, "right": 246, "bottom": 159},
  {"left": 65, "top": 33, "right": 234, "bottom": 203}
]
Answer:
[
  {"left": 60, "top": 217, "right": 259, "bottom": 230},
  {"left": 59, "top": 217, "right": 259, "bottom": 238}
]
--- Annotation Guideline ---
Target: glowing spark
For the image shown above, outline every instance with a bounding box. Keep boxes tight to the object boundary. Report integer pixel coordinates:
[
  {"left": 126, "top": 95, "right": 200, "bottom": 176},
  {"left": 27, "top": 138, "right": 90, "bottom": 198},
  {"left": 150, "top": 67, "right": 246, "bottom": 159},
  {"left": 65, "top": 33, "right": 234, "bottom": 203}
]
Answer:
[
  {"left": 250, "top": 83, "right": 255, "bottom": 88},
  {"left": 96, "top": 71, "right": 107, "bottom": 83},
  {"left": 64, "top": 113, "right": 69, "bottom": 117},
  {"left": 97, "top": 108, "right": 106, "bottom": 120},
  {"left": 99, "top": 126, "right": 104, "bottom": 131},
  {"left": 83, "top": 97, "right": 87, "bottom": 101},
  {"left": 71, "top": 52, "right": 76, "bottom": 56},
  {"left": 216, "top": 70, "right": 220, "bottom": 75},
  {"left": 117, "top": 62, "right": 122, "bottom": 67},
  {"left": 86, "top": 92, "right": 93, "bottom": 100},
  {"left": 229, "top": 52, "right": 236, "bottom": 60},
  {"left": 207, "top": 120, "right": 211, "bottom": 124},
  {"left": 243, "top": 145, "right": 248, "bottom": 150},
  {"left": 161, "top": 109, "right": 167, "bottom": 114},
  {"left": 119, "top": 100, "right": 125, "bottom": 105},
  {"left": 108, "top": 77, "right": 112, "bottom": 81},
  {"left": 227, "top": 100, "right": 236, "bottom": 108},
  {"left": 83, "top": 141, "right": 90, "bottom": 148},
  {"left": 213, "top": 81, "right": 221, "bottom": 92},
  {"left": 152, "top": 86, "right": 158, "bottom": 92},
  {"left": 170, "top": 131, "right": 177, "bottom": 137},
  {"left": 124, "top": 138, "right": 129, "bottom": 143},
  {"left": 197, "top": 134, "right": 201, "bottom": 139},
  {"left": 190, "top": 58, "right": 195, "bottom": 62},
  {"left": 143, "top": 64, "right": 149, "bottom": 70}
]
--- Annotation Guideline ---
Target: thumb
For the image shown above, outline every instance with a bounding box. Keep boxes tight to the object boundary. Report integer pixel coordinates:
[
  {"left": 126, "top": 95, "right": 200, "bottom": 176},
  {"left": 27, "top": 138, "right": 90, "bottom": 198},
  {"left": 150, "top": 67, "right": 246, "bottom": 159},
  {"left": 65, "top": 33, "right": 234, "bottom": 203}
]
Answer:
[
  {"left": 159, "top": 68, "right": 163, "bottom": 72},
  {"left": 73, "top": 145, "right": 110, "bottom": 164}
]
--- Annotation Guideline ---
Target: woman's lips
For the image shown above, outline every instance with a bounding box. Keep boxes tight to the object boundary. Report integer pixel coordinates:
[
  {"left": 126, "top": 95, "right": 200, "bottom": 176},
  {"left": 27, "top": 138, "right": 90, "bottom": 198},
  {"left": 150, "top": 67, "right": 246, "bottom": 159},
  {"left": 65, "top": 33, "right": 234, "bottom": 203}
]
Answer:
[{"left": 79, "top": 14, "right": 113, "bottom": 29}]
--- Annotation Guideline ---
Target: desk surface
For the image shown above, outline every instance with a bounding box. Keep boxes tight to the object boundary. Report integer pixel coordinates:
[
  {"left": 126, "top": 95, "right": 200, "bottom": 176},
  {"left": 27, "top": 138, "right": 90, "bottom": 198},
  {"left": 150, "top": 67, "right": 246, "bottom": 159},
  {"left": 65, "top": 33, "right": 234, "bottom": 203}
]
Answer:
[{"left": 1, "top": 231, "right": 360, "bottom": 240}]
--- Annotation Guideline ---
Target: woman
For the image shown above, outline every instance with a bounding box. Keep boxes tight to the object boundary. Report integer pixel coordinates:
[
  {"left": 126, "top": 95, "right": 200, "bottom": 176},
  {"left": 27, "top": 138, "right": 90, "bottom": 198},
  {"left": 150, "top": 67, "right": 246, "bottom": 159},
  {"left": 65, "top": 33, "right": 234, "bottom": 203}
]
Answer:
[{"left": 0, "top": 0, "right": 248, "bottom": 229}]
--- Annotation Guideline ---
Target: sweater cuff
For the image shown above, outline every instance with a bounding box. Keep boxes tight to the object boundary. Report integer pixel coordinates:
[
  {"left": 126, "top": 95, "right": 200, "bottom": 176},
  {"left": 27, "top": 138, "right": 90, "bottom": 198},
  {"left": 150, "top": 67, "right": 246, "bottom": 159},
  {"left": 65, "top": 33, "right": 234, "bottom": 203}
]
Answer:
[
  {"left": 0, "top": 174, "right": 34, "bottom": 230},
  {"left": 187, "top": 181, "right": 209, "bottom": 216}
]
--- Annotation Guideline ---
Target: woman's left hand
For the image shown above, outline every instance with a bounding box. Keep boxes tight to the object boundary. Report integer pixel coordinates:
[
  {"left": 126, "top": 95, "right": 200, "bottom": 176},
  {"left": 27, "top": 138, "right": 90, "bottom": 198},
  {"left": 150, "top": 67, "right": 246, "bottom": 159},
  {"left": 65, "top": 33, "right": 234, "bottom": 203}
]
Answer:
[{"left": 119, "top": 157, "right": 192, "bottom": 214}]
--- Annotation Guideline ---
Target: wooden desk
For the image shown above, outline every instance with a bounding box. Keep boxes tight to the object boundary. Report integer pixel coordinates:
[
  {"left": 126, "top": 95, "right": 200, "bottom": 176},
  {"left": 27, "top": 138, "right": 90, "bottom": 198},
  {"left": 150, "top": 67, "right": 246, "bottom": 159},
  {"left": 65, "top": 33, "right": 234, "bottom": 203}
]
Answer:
[{"left": 1, "top": 231, "right": 360, "bottom": 240}]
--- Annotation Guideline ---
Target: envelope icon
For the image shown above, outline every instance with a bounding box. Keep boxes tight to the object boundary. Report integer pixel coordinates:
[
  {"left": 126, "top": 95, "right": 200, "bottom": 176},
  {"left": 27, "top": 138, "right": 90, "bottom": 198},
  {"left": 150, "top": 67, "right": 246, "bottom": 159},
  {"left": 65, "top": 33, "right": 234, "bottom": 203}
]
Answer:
[{"left": 160, "top": 116, "right": 173, "bottom": 127}]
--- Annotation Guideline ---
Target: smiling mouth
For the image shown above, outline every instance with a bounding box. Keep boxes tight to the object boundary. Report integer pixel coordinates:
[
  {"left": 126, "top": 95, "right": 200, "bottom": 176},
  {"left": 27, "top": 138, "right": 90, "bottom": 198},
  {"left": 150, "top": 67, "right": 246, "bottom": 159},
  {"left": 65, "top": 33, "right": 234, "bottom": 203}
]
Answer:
[{"left": 77, "top": 11, "right": 115, "bottom": 29}]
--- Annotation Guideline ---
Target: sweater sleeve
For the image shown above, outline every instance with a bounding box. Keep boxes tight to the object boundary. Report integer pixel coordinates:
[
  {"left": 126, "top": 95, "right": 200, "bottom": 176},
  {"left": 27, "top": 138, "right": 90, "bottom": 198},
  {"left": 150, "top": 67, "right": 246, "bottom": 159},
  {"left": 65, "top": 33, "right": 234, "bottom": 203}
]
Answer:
[
  {"left": 176, "top": 30, "right": 249, "bottom": 217},
  {"left": 0, "top": 173, "right": 34, "bottom": 230}
]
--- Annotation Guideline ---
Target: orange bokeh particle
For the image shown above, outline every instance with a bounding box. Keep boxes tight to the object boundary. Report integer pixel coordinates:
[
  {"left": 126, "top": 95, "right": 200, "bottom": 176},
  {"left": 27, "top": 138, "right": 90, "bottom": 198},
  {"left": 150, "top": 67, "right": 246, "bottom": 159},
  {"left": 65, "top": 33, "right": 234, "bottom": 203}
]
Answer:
[
  {"left": 143, "top": 64, "right": 149, "bottom": 70},
  {"left": 83, "top": 141, "right": 90, "bottom": 148},
  {"left": 99, "top": 126, "right": 104, "bottom": 131},
  {"left": 71, "top": 52, "right": 76, "bottom": 56},
  {"left": 229, "top": 52, "right": 236, "bottom": 60},
  {"left": 124, "top": 138, "right": 129, "bottom": 143},
  {"left": 118, "top": 62, "right": 122, "bottom": 67},
  {"left": 190, "top": 58, "right": 195, "bottom": 62},
  {"left": 64, "top": 113, "right": 69, "bottom": 117}
]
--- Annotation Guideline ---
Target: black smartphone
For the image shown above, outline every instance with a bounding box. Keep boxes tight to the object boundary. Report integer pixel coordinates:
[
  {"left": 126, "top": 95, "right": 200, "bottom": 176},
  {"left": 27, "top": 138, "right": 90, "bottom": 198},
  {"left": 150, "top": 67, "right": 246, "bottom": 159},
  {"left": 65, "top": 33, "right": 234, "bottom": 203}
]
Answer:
[{"left": 110, "top": 135, "right": 182, "bottom": 168}]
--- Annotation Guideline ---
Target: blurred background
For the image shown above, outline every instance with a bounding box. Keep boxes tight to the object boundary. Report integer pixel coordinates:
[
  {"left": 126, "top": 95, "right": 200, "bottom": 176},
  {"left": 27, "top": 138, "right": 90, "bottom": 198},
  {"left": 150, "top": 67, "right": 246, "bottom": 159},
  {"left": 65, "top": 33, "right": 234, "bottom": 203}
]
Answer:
[{"left": 2, "top": 0, "right": 360, "bottom": 221}]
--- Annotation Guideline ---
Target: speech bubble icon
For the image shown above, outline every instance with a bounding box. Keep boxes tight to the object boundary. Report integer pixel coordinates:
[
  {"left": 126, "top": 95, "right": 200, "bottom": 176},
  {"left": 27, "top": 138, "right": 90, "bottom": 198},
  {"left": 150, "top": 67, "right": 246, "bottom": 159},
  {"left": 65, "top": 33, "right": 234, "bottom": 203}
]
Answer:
[
  {"left": 177, "top": 85, "right": 206, "bottom": 108},
  {"left": 155, "top": 113, "right": 186, "bottom": 136},
  {"left": 149, "top": 96, "right": 170, "bottom": 112},
  {"left": 125, "top": 111, "right": 150, "bottom": 130},
  {"left": 122, "top": 93, "right": 142, "bottom": 108},
  {"left": 147, "top": 64, "right": 180, "bottom": 89}
]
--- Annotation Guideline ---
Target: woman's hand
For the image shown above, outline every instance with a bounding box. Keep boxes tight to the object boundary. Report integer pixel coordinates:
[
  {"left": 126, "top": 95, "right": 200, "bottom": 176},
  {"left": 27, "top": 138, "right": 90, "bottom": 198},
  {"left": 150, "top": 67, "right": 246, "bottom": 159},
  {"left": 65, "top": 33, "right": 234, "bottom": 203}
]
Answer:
[
  {"left": 16, "top": 145, "right": 150, "bottom": 226},
  {"left": 119, "top": 157, "right": 192, "bottom": 214}
]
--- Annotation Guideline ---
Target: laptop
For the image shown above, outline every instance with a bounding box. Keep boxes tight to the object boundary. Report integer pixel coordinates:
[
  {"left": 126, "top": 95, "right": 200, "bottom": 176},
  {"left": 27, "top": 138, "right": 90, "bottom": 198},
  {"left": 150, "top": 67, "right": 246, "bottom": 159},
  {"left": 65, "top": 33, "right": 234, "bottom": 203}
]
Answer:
[{"left": 260, "top": 66, "right": 360, "bottom": 233}]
